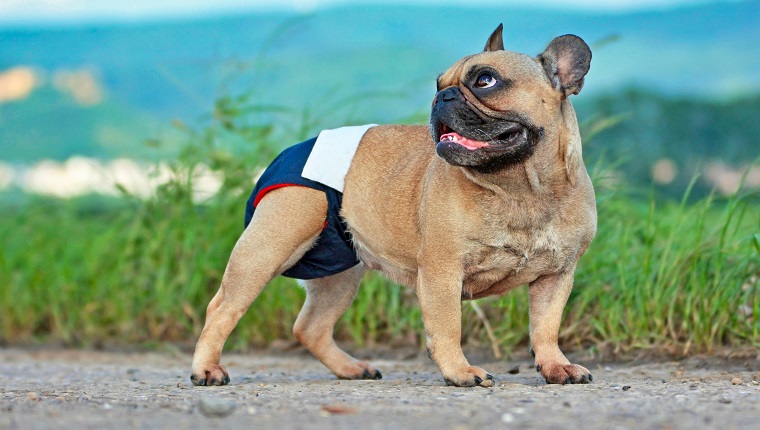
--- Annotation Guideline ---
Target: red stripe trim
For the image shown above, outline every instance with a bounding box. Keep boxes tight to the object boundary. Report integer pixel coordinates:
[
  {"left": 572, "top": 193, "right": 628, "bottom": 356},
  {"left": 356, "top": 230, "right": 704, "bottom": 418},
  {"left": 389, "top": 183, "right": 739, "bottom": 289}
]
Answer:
[{"left": 253, "top": 183, "right": 308, "bottom": 207}]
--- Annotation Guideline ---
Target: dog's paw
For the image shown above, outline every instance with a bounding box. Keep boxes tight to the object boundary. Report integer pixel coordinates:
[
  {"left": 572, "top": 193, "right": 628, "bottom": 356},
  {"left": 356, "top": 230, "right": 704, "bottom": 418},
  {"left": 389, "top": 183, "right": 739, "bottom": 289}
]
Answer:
[
  {"left": 443, "top": 366, "right": 495, "bottom": 388},
  {"left": 335, "top": 361, "right": 383, "bottom": 380},
  {"left": 190, "top": 364, "right": 230, "bottom": 386},
  {"left": 537, "top": 362, "right": 592, "bottom": 385}
]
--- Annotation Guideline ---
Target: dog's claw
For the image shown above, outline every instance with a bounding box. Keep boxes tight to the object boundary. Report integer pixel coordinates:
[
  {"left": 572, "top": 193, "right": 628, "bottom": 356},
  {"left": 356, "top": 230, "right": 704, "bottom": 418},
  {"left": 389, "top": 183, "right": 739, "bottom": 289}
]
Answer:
[
  {"left": 190, "top": 364, "right": 228, "bottom": 387},
  {"left": 210, "top": 375, "right": 230, "bottom": 386},
  {"left": 360, "top": 368, "right": 382, "bottom": 380},
  {"left": 589, "top": 374, "right": 593, "bottom": 382},
  {"left": 442, "top": 365, "right": 494, "bottom": 387},
  {"left": 536, "top": 363, "right": 592, "bottom": 385}
]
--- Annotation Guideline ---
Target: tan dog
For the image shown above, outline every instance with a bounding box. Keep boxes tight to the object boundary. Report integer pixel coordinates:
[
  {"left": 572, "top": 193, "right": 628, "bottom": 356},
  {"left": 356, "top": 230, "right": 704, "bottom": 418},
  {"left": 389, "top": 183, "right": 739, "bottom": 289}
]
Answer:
[{"left": 191, "top": 24, "right": 596, "bottom": 388}]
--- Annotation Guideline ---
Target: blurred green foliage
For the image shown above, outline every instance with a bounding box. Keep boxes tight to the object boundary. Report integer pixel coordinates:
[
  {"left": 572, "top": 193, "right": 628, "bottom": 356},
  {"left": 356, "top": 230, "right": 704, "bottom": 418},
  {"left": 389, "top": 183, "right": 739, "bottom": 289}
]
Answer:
[{"left": 577, "top": 90, "right": 760, "bottom": 198}]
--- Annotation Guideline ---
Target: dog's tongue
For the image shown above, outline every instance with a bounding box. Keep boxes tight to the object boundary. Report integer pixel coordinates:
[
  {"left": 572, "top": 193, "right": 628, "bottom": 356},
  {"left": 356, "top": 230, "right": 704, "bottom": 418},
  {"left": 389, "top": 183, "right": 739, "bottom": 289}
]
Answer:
[{"left": 440, "top": 132, "right": 489, "bottom": 150}]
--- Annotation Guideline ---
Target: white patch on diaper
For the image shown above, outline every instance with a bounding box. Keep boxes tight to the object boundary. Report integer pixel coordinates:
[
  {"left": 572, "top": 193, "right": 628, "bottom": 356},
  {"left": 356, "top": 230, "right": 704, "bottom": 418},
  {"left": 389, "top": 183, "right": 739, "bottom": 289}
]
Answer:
[{"left": 301, "top": 124, "right": 377, "bottom": 192}]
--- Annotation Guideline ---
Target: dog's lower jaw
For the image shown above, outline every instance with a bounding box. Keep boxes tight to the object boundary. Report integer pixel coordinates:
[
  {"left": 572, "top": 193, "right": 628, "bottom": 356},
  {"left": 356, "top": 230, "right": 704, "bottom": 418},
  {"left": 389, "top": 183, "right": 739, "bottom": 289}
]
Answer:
[{"left": 435, "top": 135, "right": 536, "bottom": 174}]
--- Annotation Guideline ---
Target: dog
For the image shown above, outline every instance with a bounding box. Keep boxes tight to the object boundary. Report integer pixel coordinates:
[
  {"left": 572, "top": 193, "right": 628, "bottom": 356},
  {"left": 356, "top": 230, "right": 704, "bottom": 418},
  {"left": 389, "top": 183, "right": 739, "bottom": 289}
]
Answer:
[{"left": 191, "top": 24, "right": 596, "bottom": 388}]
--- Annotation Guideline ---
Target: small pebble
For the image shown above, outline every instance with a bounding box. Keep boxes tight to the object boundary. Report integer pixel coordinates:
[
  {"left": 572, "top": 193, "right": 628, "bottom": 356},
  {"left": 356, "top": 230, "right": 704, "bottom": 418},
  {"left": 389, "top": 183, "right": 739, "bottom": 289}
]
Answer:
[
  {"left": 622, "top": 386, "right": 631, "bottom": 391},
  {"left": 751, "top": 380, "right": 759, "bottom": 386},
  {"left": 198, "top": 397, "right": 236, "bottom": 418},
  {"left": 731, "top": 377, "right": 743, "bottom": 385},
  {"left": 507, "top": 365, "right": 520, "bottom": 375},
  {"left": 501, "top": 413, "right": 515, "bottom": 423},
  {"left": 27, "top": 392, "right": 41, "bottom": 401}
]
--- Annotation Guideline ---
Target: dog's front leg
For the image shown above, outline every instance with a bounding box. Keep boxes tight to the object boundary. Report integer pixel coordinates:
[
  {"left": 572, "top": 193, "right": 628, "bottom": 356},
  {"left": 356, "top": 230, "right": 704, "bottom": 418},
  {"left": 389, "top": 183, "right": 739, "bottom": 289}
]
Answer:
[
  {"left": 416, "top": 266, "right": 494, "bottom": 387},
  {"left": 529, "top": 268, "right": 592, "bottom": 384}
]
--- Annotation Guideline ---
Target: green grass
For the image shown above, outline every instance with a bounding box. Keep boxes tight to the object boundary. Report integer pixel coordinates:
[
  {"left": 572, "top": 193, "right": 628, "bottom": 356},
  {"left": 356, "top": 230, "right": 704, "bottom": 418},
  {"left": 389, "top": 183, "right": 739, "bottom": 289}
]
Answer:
[
  {"left": 1, "top": 102, "right": 758, "bottom": 357},
  {"left": 1, "top": 171, "right": 757, "bottom": 358}
]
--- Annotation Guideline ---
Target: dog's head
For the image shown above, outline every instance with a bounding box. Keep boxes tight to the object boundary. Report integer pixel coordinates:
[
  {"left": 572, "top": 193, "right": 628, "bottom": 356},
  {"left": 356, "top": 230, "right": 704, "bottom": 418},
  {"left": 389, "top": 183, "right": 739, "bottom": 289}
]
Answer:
[{"left": 430, "top": 24, "right": 591, "bottom": 175}]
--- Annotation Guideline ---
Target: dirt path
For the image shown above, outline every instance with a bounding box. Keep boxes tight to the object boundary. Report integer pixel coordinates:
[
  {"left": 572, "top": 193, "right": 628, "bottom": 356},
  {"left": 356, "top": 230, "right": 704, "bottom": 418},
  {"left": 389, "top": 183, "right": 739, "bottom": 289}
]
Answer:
[{"left": 1, "top": 347, "right": 758, "bottom": 429}]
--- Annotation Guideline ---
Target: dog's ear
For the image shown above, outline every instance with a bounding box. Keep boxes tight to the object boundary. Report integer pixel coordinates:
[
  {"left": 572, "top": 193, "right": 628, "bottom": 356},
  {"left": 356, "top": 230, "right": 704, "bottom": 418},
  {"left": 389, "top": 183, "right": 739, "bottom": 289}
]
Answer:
[
  {"left": 484, "top": 24, "right": 504, "bottom": 52},
  {"left": 538, "top": 35, "right": 591, "bottom": 97}
]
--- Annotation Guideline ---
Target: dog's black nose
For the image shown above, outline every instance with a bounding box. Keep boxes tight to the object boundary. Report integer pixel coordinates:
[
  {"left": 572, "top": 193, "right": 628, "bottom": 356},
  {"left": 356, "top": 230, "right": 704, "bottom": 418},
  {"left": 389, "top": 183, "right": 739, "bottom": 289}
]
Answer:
[{"left": 436, "top": 87, "right": 461, "bottom": 104}]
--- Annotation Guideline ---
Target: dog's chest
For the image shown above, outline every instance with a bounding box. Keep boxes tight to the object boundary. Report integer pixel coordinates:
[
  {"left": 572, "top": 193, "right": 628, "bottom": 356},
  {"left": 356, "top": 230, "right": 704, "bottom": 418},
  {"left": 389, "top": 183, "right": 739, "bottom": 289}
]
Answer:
[{"left": 462, "top": 223, "right": 568, "bottom": 296}]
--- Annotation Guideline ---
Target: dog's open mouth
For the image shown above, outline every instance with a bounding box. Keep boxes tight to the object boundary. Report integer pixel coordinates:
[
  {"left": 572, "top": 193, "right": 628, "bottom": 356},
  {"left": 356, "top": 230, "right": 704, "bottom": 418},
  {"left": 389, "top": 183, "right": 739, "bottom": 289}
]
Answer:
[
  {"left": 437, "top": 123, "right": 525, "bottom": 151},
  {"left": 439, "top": 130, "right": 489, "bottom": 150}
]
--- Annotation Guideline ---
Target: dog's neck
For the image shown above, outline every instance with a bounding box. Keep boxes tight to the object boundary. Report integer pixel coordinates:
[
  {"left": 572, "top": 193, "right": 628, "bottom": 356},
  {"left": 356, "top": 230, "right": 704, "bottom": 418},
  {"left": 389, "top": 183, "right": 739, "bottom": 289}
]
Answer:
[
  {"left": 462, "top": 141, "right": 570, "bottom": 197},
  {"left": 461, "top": 100, "right": 583, "bottom": 200}
]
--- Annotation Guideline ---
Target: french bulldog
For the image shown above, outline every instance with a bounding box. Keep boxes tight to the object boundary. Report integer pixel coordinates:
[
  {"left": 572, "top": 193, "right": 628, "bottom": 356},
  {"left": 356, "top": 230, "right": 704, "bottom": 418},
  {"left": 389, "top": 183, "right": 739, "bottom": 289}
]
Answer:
[{"left": 191, "top": 24, "right": 596, "bottom": 388}]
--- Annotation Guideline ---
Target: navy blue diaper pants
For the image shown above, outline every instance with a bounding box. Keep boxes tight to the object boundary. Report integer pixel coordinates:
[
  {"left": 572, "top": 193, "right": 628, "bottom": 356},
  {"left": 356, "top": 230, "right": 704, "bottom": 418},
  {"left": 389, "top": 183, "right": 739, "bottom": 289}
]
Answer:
[{"left": 244, "top": 137, "right": 360, "bottom": 280}]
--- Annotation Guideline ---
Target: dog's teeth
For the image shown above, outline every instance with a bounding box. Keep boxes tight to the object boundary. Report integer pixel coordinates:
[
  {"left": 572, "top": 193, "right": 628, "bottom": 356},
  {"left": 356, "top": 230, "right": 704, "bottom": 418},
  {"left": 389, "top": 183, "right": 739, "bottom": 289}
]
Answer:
[{"left": 440, "top": 133, "right": 463, "bottom": 143}]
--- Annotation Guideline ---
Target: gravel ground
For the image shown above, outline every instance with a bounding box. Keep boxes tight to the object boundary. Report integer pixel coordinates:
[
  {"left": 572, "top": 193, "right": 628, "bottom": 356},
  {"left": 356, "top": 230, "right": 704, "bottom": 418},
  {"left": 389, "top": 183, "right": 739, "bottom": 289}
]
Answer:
[{"left": 1, "top": 347, "right": 758, "bottom": 429}]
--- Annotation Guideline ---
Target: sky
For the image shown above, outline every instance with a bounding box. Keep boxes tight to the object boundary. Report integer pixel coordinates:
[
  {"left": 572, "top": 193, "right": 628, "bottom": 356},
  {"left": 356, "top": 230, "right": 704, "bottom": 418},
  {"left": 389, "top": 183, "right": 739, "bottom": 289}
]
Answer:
[{"left": 0, "top": 0, "right": 732, "bottom": 24}]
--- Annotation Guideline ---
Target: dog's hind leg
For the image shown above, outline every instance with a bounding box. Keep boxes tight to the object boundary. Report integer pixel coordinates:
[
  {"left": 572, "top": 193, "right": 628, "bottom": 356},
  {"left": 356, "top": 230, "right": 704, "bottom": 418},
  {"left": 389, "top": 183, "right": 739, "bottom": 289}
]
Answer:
[
  {"left": 293, "top": 264, "right": 382, "bottom": 380},
  {"left": 190, "top": 186, "right": 327, "bottom": 386}
]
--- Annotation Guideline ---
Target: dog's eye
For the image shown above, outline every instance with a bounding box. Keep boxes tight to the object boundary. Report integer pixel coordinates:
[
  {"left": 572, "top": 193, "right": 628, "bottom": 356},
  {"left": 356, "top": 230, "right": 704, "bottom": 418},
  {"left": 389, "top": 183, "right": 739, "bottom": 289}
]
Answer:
[{"left": 475, "top": 73, "right": 496, "bottom": 89}]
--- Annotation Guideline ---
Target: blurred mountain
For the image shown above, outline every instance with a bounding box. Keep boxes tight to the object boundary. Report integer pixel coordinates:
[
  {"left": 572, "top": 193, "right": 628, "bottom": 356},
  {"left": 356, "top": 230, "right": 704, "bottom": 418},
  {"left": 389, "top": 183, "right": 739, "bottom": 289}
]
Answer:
[{"left": 0, "top": 1, "right": 758, "bottom": 163}]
